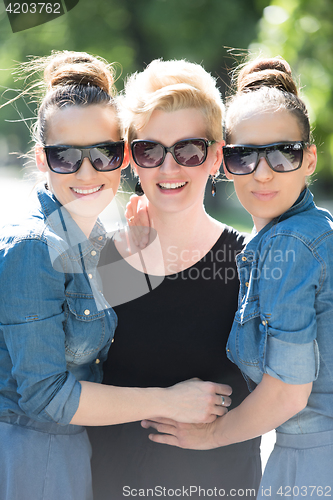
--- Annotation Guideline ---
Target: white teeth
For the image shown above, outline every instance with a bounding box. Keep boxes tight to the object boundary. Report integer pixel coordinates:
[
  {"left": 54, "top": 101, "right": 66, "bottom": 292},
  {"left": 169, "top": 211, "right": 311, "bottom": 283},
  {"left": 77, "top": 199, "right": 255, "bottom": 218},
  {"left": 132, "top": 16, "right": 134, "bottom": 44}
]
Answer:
[
  {"left": 158, "top": 182, "right": 187, "bottom": 190},
  {"left": 72, "top": 186, "right": 102, "bottom": 195}
]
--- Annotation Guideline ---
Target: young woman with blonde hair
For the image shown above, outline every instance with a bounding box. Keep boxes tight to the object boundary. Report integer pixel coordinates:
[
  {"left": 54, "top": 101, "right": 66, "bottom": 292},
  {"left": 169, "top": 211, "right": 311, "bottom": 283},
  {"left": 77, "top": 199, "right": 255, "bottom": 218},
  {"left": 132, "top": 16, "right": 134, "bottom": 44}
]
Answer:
[{"left": 88, "top": 59, "right": 262, "bottom": 500}]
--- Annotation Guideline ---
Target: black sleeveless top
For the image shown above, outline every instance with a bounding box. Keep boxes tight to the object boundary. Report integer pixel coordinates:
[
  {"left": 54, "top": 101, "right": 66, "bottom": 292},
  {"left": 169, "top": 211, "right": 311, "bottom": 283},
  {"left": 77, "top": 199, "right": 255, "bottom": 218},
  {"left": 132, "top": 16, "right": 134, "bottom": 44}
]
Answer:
[{"left": 88, "top": 226, "right": 261, "bottom": 500}]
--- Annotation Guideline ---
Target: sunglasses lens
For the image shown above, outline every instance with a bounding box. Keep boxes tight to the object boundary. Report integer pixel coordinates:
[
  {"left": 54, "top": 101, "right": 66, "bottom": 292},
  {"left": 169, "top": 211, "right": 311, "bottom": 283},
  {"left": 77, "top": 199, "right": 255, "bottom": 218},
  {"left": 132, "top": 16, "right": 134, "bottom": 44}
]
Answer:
[
  {"left": 224, "top": 143, "right": 304, "bottom": 174},
  {"left": 267, "top": 144, "right": 303, "bottom": 172},
  {"left": 132, "top": 142, "right": 164, "bottom": 168},
  {"left": 91, "top": 144, "right": 124, "bottom": 171},
  {"left": 224, "top": 148, "right": 258, "bottom": 174},
  {"left": 174, "top": 139, "right": 206, "bottom": 166},
  {"left": 47, "top": 147, "right": 81, "bottom": 173}
]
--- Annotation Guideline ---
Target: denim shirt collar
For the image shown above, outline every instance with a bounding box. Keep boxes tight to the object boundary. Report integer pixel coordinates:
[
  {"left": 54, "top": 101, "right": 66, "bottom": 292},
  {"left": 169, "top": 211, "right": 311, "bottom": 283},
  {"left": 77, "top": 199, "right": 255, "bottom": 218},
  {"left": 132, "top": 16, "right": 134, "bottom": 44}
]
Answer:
[
  {"left": 246, "top": 187, "right": 314, "bottom": 254},
  {"left": 36, "top": 184, "right": 107, "bottom": 259}
]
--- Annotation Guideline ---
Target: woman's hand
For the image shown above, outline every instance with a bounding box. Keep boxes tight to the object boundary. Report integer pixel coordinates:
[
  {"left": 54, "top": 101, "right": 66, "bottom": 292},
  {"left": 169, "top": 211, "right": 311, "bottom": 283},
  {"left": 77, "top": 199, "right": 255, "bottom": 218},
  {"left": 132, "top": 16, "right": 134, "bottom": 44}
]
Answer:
[
  {"left": 141, "top": 374, "right": 312, "bottom": 451},
  {"left": 141, "top": 417, "right": 222, "bottom": 450},
  {"left": 163, "top": 378, "right": 231, "bottom": 424},
  {"left": 125, "top": 194, "right": 150, "bottom": 249}
]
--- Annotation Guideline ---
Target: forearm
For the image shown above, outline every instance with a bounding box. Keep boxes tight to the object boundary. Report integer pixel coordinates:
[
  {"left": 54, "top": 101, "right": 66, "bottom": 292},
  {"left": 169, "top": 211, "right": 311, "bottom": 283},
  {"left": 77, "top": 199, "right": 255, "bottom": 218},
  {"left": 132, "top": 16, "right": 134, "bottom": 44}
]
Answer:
[
  {"left": 70, "top": 381, "right": 170, "bottom": 426},
  {"left": 70, "top": 378, "right": 230, "bottom": 426},
  {"left": 213, "top": 374, "right": 312, "bottom": 447}
]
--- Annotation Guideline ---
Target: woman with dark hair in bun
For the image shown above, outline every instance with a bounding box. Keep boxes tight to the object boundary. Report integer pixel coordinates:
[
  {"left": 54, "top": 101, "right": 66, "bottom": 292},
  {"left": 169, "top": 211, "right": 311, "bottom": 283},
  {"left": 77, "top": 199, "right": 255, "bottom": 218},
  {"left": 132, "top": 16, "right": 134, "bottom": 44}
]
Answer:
[
  {"left": 143, "top": 57, "right": 333, "bottom": 497},
  {"left": 0, "top": 51, "right": 230, "bottom": 500}
]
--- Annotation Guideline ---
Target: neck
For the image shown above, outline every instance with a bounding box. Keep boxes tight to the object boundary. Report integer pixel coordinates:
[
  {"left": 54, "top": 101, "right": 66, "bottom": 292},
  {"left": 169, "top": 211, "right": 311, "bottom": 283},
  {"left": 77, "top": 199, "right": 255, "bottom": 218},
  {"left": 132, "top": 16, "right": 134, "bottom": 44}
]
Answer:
[
  {"left": 147, "top": 203, "right": 223, "bottom": 275},
  {"left": 149, "top": 203, "right": 208, "bottom": 243},
  {"left": 252, "top": 216, "right": 273, "bottom": 233},
  {"left": 71, "top": 214, "right": 97, "bottom": 238}
]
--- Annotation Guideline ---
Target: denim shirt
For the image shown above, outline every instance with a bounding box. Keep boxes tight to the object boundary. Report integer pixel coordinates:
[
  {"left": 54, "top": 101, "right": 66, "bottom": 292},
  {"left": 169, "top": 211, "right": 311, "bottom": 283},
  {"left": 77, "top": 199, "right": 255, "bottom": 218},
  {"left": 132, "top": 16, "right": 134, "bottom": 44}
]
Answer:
[
  {"left": 227, "top": 188, "right": 333, "bottom": 434},
  {"left": 0, "top": 185, "right": 117, "bottom": 427}
]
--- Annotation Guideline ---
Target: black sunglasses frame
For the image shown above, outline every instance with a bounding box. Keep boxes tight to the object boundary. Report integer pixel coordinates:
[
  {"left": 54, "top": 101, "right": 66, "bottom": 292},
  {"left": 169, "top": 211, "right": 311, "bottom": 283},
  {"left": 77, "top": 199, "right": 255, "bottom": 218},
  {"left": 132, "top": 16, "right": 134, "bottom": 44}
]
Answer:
[
  {"left": 44, "top": 141, "right": 125, "bottom": 174},
  {"left": 131, "top": 138, "right": 216, "bottom": 168},
  {"left": 223, "top": 141, "right": 308, "bottom": 176}
]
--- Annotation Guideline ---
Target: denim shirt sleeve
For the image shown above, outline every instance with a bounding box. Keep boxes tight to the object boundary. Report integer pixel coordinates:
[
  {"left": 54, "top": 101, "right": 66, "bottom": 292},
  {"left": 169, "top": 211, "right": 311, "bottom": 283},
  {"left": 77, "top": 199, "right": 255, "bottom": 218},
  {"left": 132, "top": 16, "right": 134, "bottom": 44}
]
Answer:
[
  {"left": 258, "top": 234, "right": 321, "bottom": 384},
  {"left": 0, "top": 238, "right": 81, "bottom": 425}
]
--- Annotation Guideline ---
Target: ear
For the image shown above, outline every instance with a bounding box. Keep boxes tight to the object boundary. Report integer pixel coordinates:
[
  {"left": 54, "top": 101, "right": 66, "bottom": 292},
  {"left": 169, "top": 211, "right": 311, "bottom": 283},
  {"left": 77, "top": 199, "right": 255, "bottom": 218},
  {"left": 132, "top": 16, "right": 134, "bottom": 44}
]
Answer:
[
  {"left": 35, "top": 144, "right": 48, "bottom": 173},
  {"left": 304, "top": 144, "right": 317, "bottom": 176},
  {"left": 209, "top": 140, "right": 224, "bottom": 177}
]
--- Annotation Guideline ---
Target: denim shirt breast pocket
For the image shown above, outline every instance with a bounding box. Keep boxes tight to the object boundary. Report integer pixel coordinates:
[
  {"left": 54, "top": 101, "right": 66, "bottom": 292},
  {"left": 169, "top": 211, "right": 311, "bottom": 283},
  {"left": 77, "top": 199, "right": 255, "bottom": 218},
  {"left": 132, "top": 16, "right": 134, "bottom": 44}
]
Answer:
[
  {"left": 227, "top": 260, "right": 266, "bottom": 386},
  {"left": 64, "top": 291, "right": 116, "bottom": 365},
  {"left": 230, "top": 295, "right": 261, "bottom": 364}
]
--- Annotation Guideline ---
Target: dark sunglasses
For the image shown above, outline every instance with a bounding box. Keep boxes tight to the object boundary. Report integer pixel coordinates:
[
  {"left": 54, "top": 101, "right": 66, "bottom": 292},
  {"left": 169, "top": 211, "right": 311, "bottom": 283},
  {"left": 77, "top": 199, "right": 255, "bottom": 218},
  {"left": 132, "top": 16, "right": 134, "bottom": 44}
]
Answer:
[
  {"left": 131, "top": 138, "right": 216, "bottom": 168},
  {"left": 223, "top": 142, "right": 308, "bottom": 175},
  {"left": 44, "top": 142, "right": 125, "bottom": 174}
]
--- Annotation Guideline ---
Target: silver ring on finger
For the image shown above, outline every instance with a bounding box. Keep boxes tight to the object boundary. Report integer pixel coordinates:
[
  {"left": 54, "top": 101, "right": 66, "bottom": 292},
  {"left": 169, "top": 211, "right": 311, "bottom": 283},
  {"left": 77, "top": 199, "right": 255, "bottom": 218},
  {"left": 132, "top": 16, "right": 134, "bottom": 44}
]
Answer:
[{"left": 221, "top": 396, "right": 225, "bottom": 406}]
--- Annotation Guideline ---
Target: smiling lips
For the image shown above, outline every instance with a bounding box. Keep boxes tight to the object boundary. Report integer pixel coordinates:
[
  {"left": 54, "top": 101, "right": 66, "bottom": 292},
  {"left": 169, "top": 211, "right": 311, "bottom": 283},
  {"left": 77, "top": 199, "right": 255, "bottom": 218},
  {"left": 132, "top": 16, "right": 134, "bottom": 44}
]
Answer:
[
  {"left": 71, "top": 185, "right": 103, "bottom": 195},
  {"left": 158, "top": 181, "right": 187, "bottom": 190}
]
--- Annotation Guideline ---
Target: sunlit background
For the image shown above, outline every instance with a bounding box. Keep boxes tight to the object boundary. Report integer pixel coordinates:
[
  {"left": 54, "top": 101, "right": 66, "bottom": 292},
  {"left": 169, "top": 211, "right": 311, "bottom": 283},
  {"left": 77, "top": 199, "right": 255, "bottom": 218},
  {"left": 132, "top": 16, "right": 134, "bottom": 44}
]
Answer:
[{"left": 1, "top": 0, "right": 333, "bottom": 469}]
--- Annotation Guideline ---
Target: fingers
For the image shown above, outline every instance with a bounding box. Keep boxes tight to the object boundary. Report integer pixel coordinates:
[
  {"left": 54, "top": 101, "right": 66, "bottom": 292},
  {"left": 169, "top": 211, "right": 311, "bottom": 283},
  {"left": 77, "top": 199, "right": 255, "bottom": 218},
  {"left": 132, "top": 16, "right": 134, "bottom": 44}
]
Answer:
[
  {"left": 148, "top": 433, "right": 179, "bottom": 447},
  {"left": 215, "top": 383, "right": 232, "bottom": 397},
  {"left": 214, "top": 406, "right": 229, "bottom": 418},
  {"left": 127, "top": 225, "right": 150, "bottom": 249},
  {"left": 125, "top": 195, "right": 150, "bottom": 249},
  {"left": 126, "top": 195, "right": 150, "bottom": 227},
  {"left": 214, "top": 393, "right": 232, "bottom": 408},
  {"left": 166, "top": 379, "right": 232, "bottom": 424},
  {"left": 124, "top": 195, "right": 138, "bottom": 221},
  {"left": 142, "top": 419, "right": 181, "bottom": 447},
  {"left": 142, "top": 417, "right": 176, "bottom": 426},
  {"left": 141, "top": 420, "right": 175, "bottom": 434},
  {"left": 143, "top": 418, "right": 222, "bottom": 450}
]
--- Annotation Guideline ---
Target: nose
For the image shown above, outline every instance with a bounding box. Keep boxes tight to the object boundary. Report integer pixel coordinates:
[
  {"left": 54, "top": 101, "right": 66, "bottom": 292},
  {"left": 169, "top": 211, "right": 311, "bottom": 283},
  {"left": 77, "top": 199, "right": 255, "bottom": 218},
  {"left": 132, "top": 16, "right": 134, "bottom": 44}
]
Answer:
[
  {"left": 159, "top": 151, "right": 182, "bottom": 173},
  {"left": 253, "top": 157, "right": 274, "bottom": 182},
  {"left": 75, "top": 157, "right": 98, "bottom": 179}
]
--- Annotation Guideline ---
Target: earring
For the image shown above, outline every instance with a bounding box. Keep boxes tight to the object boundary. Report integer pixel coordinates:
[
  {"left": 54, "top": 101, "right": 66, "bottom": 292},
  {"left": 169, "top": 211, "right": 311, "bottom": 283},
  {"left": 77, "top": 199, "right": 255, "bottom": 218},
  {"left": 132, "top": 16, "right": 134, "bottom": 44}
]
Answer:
[
  {"left": 211, "top": 176, "right": 217, "bottom": 197},
  {"left": 135, "top": 180, "right": 144, "bottom": 196}
]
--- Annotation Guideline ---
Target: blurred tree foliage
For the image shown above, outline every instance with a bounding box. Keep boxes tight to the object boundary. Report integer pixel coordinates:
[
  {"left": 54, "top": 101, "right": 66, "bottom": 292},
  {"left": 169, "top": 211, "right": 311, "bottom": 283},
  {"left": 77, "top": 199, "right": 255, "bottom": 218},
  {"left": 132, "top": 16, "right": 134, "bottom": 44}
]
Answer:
[
  {"left": 0, "top": 0, "right": 268, "bottom": 163},
  {"left": 248, "top": 0, "right": 333, "bottom": 192}
]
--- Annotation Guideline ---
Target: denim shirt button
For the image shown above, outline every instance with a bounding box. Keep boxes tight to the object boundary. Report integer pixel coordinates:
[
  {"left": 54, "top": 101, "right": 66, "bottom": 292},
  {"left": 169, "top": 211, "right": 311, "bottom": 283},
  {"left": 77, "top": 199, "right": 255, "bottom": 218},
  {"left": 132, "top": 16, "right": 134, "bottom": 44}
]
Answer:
[
  {"left": 242, "top": 256, "right": 247, "bottom": 261},
  {"left": 84, "top": 309, "right": 90, "bottom": 316},
  {"left": 245, "top": 282, "right": 249, "bottom": 287},
  {"left": 88, "top": 273, "right": 93, "bottom": 279},
  {"left": 98, "top": 236, "right": 103, "bottom": 241},
  {"left": 95, "top": 358, "right": 100, "bottom": 364},
  {"left": 91, "top": 250, "right": 97, "bottom": 256}
]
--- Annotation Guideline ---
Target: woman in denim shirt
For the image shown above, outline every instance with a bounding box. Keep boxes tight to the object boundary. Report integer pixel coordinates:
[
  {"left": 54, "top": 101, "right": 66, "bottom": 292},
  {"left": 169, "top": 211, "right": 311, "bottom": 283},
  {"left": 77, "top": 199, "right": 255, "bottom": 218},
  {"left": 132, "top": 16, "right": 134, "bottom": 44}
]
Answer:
[
  {"left": 144, "top": 58, "right": 333, "bottom": 497},
  {"left": 0, "top": 51, "right": 230, "bottom": 500}
]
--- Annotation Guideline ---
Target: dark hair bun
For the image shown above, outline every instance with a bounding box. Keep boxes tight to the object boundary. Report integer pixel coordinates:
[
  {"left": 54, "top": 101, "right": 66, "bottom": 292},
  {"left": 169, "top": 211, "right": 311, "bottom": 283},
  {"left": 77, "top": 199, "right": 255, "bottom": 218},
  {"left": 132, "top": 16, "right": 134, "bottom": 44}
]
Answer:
[
  {"left": 43, "top": 51, "right": 115, "bottom": 95},
  {"left": 237, "top": 57, "right": 298, "bottom": 95}
]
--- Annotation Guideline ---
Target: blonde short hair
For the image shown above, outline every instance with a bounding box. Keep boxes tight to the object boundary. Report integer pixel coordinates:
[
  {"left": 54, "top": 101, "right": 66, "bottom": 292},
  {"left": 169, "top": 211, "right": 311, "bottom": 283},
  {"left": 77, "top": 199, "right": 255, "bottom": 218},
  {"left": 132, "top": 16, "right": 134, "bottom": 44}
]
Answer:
[{"left": 118, "top": 59, "right": 224, "bottom": 143}]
